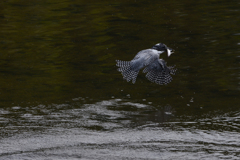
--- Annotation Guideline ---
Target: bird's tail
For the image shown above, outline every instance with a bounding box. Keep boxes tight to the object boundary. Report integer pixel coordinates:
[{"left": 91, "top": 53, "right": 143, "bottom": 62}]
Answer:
[{"left": 116, "top": 60, "right": 139, "bottom": 84}]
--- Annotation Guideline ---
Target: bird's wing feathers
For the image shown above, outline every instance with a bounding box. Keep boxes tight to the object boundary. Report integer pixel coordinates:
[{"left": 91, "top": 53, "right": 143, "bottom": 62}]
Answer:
[
  {"left": 143, "top": 59, "right": 175, "bottom": 85},
  {"left": 116, "top": 60, "right": 139, "bottom": 84},
  {"left": 116, "top": 49, "right": 176, "bottom": 85}
]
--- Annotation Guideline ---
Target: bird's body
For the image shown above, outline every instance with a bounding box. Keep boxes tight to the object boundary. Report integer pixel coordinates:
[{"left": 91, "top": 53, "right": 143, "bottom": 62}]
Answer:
[{"left": 116, "top": 43, "right": 176, "bottom": 85}]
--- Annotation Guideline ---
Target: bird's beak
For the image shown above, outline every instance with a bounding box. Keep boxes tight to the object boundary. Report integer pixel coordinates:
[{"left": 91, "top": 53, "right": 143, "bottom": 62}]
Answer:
[{"left": 167, "top": 48, "right": 174, "bottom": 57}]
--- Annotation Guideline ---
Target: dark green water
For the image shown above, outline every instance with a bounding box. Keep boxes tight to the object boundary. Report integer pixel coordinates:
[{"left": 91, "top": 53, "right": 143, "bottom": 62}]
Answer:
[{"left": 0, "top": 0, "right": 239, "bottom": 159}]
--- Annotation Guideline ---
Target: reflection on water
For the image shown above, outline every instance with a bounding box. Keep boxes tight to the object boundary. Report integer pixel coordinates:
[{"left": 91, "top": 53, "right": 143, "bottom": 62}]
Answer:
[
  {"left": 1, "top": 98, "right": 239, "bottom": 132},
  {"left": 1, "top": 129, "right": 240, "bottom": 159},
  {"left": 0, "top": 98, "right": 175, "bottom": 133},
  {"left": 0, "top": 99, "right": 240, "bottom": 159}
]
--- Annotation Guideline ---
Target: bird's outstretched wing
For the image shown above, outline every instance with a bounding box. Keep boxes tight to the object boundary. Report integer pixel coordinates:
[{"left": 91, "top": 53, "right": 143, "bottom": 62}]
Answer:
[
  {"left": 116, "top": 60, "right": 139, "bottom": 84},
  {"left": 143, "top": 59, "right": 176, "bottom": 85}
]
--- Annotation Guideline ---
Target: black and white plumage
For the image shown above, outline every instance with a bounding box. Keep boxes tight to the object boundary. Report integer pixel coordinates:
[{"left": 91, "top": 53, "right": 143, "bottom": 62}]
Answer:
[{"left": 116, "top": 43, "right": 176, "bottom": 85}]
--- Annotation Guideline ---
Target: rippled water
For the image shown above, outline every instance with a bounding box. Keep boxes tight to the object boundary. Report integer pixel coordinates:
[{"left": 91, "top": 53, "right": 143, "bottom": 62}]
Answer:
[
  {"left": 1, "top": 99, "right": 240, "bottom": 159},
  {"left": 0, "top": 0, "right": 240, "bottom": 159}
]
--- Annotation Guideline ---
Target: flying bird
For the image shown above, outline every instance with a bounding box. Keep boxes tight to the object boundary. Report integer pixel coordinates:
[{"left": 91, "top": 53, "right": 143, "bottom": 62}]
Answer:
[{"left": 116, "top": 43, "right": 176, "bottom": 85}]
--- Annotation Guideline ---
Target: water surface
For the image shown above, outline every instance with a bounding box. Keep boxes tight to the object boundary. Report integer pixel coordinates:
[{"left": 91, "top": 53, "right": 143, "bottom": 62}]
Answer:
[{"left": 0, "top": 0, "right": 239, "bottom": 159}]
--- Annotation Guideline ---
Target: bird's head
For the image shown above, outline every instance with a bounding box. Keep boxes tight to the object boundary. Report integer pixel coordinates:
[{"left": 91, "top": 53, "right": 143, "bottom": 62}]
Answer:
[{"left": 152, "top": 43, "right": 174, "bottom": 57}]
